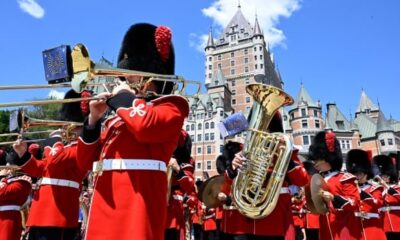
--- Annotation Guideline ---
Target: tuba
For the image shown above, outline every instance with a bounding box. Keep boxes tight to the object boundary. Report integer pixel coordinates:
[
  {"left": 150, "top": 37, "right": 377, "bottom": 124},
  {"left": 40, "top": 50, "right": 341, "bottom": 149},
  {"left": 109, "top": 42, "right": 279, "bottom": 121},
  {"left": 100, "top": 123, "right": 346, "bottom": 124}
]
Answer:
[{"left": 232, "top": 83, "right": 294, "bottom": 219}]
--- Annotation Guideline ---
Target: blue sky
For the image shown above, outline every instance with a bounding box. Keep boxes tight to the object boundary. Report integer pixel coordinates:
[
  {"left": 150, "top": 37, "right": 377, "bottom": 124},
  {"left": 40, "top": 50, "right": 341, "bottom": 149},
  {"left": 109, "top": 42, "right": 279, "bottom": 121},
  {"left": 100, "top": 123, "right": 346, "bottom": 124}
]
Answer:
[{"left": 0, "top": 0, "right": 399, "bottom": 120}]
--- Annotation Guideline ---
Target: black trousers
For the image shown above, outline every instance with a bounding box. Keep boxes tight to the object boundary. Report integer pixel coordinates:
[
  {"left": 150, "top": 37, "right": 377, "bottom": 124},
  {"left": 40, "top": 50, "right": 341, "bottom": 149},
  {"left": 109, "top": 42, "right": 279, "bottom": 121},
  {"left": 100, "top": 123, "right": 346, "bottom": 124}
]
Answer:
[
  {"left": 165, "top": 228, "right": 179, "bottom": 240},
  {"left": 230, "top": 234, "right": 284, "bottom": 240},
  {"left": 305, "top": 229, "right": 319, "bottom": 240},
  {"left": 28, "top": 227, "right": 78, "bottom": 240},
  {"left": 386, "top": 232, "right": 400, "bottom": 240}
]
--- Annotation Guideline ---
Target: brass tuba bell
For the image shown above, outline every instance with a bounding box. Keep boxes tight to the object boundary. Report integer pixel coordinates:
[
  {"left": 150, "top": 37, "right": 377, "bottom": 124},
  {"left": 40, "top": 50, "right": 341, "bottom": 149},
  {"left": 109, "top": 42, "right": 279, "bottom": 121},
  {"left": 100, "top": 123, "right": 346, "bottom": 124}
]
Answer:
[{"left": 232, "top": 83, "right": 294, "bottom": 219}]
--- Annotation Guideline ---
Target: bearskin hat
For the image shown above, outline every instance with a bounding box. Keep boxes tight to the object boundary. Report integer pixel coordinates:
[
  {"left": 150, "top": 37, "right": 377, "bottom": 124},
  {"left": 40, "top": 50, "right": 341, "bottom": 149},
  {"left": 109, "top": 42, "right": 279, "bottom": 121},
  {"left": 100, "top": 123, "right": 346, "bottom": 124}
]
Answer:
[
  {"left": 117, "top": 23, "right": 175, "bottom": 95},
  {"left": 173, "top": 130, "right": 192, "bottom": 164},
  {"left": 373, "top": 154, "right": 398, "bottom": 184},
  {"left": 308, "top": 131, "right": 343, "bottom": 171},
  {"left": 268, "top": 112, "right": 284, "bottom": 133},
  {"left": 346, "top": 149, "right": 373, "bottom": 179},
  {"left": 216, "top": 155, "right": 227, "bottom": 174},
  {"left": 59, "top": 89, "right": 90, "bottom": 123}
]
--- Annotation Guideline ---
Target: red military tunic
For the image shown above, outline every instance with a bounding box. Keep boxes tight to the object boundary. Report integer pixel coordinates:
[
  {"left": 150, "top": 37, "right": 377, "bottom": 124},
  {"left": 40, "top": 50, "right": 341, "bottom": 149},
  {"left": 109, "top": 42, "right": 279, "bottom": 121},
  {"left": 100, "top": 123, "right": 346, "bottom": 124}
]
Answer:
[
  {"left": 0, "top": 175, "right": 31, "bottom": 240},
  {"left": 292, "top": 195, "right": 306, "bottom": 228},
  {"left": 202, "top": 207, "right": 217, "bottom": 231},
  {"left": 78, "top": 95, "right": 189, "bottom": 240},
  {"left": 319, "top": 171, "right": 362, "bottom": 240},
  {"left": 221, "top": 153, "right": 309, "bottom": 237},
  {"left": 305, "top": 211, "right": 320, "bottom": 230},
  {"left": 20, "top": 141, "right": 87, "bottom": 227},
  {"left": 166, "top": 163, "right": 195, "bottom": 231},
  {"left": 355, "top": 183, "right": 386, "bottom": 239},
  {"left": 380, "top": 184, "right": 400, "bottom": 233}
]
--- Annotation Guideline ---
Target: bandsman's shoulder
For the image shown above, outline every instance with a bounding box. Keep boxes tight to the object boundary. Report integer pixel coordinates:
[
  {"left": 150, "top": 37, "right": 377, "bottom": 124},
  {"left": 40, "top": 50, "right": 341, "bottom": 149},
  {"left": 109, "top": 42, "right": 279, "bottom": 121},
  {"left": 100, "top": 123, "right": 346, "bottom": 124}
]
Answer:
[
  {"left": 151, "top": 95, "right": 189, "bottom": 116},
  {"left": 340, "top": 172, "right": 356, "bottom": 182}
]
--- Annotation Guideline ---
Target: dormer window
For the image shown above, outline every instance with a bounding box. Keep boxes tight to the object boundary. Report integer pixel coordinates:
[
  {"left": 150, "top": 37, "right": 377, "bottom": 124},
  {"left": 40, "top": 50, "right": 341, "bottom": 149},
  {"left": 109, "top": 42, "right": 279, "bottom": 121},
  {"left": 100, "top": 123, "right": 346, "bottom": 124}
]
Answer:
[
  {"left": 365, "top": 108, "right": 370, "bottom": 114},
  {"left": 336, "top": 121, "right": 345, "bottom": 130},
  {"left": 380, "top": 139, "right": 385, "bottom": 146},
  {"left": 388, "top": 139, "right": 394, "bottom": 145}
]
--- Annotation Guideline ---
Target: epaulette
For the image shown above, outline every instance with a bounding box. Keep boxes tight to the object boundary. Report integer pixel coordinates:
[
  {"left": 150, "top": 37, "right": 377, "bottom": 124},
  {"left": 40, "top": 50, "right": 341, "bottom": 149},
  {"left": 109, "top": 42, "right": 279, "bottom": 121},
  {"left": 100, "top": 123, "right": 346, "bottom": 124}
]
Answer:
[
  {"left": 370, "top": 184, "right": 384, "bottom": 193},
  {"left": 340, "top": 172, "right": 356, "bottom": 183}
]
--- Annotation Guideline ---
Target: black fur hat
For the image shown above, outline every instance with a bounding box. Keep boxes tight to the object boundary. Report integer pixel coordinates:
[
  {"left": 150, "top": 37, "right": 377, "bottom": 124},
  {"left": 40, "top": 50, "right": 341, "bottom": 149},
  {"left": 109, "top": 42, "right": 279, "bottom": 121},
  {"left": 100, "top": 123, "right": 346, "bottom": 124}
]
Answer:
[
  {"left": 173, "top": 130, "right": 192, "bottom": 164},
  {"left": 117, "top": 23, "right": 175, "bottom": 95},
  {"left": 373, "top": 155, "right": 398, "bottom": 184},
  {"left": 59, "top": 89, "right": 89, "bottom": 123},
  {"left": 309, "top": 131, "right": 343, "bottom": 171},
  {"left": 0, "top": 149, "right": 6, "bottom": 166},
  {"left": 346, "top": 149, "right": 373, "bottom": 179},
  {"left": 216, "top": 155, "right": 227, "bottom": 174}
]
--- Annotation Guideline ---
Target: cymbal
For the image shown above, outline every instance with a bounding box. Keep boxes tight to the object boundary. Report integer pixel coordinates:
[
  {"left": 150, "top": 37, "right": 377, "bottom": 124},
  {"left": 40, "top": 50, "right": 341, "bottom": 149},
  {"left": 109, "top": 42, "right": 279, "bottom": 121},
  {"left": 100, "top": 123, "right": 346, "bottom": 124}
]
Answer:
[
  {"left": 310, "top": 173, "right": 329, "bottom": 214},
  {"left": 304, "top": 184, "right": 318, "bottom": 214},
  {"left": 198, "top": 175, "right": 225, "bottom": 208},
  {"left": 0, "top": 164, "right": 21, "bottom": 171}
]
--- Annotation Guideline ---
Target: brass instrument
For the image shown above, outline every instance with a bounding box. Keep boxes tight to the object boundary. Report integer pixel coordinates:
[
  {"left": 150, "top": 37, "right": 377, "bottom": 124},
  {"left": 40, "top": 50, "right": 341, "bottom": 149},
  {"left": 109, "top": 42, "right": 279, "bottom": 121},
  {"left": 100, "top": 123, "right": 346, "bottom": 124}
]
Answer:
[
  {"left": 166, "top": 164, "right": 173, "bottom": 204},
  {"left": 0, "top": 44, "right": 201, "bottom": 108},
  {"left": 0, "top": 109, "right": 82, "bottom": 146},
  {"left": 232, "top": 84, "right": 294, "bottom": 219}
]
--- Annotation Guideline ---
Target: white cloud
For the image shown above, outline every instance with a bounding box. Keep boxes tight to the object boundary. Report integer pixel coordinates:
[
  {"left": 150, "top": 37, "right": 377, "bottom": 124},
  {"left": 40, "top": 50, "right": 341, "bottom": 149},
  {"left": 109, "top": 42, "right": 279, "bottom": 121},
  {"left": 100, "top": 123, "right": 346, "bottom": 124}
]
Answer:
[
  {"left": 17, "top": 0, "right": 45, "bottom": 19},
  {"left": 48, "top": 90, "right": 65, "bottom": 99},
  {"left": 189, "top": 33, "right": 210, "bottom": 53},
  {"left": 194, "top": 0, "right": 301, "bottom": 52}
]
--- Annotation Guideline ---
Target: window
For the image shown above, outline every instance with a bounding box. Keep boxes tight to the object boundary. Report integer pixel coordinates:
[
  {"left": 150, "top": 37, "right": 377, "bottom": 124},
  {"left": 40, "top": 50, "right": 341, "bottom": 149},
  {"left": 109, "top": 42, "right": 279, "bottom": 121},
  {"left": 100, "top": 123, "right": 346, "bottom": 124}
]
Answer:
[
  {"left": 231, "top": 35, "right": 236, "bottom": 41},
  {"left": 209, "top": 57, "right": 212, "bottom": 61},
  {"left": 246, "top": 97, "right": 251, "bottom": 103},
  {"left": 254, "top": 55, "right": 257, "bottom": 60},
  {"left": 205, "top": 133, "right": 209, "bottom": 141},
  {"left": 207, "top": 145, "right": 212, "bottom": 154},
  {"left": 220, "top": 145, "right": 224, "bottom": 153},
  {"left": 231, "top": 52, "right": 235, "bottom": 58},
  {"left": 336, "top": 121, "right": 345, "bottom": 130},
  {"left": 388, "top": 138, "right": 394, "bottom": 145},
  {"left": 232, "top": 90, "right": 236, "bottom": 95},
  {"left": 190, "top": 135, "right": 194, "bottom": 142},
  {"left": 290, "top": 112, "right": 294, "bottom": 120},
  {"left": 303, "top": 135, "right": 310, "bottom": 145},
  {"left": 301, "top": 109, "right": 306, "bottom": 117},
  {"left": 218, "top": 63, "right": 221, "bottom": 69},
  {"left": 314, "top": 109, "right": 318, "bottom": 117},
  {"left": 232, "top": 99, "right": 236, "bottom": 105},
  {"left": 207, "top": 161, "right": 212, "bottom": 170},
  {"left": 208, "top": 73, "right": 212, "bottom": 79},
  {"left": 245, "top": 67, "right": 249, "bottom": 73},
  {"left": 197, "top": 147, "right": 201, "bottom": 154},
  {"left": 302, "top": 120, "right": 308, "bottom": 128},
  {"left": 259, "top": 46, "right": 262, "bottom": 51},
  {"left": 218, "top": 55, "right": 221, "bottom": 60},
  {"left": 196, "top": 162, "right": 201, "bottom": 170},
  {"left": 208, "top": 65, "right": 212, "bottom": 70},
  {"left": 260, "top": 64, "right": 263, "bottom": 69},
  {"left": 244, "top": 58, "right": 248, "bottom": 64},
  {"left": 260, "top": 54, "right": 263, "bottom": 60},
  {"left": 197, "top": 123, "right": 202, "bottom": 130},
  {"left": 210, "top": 133, "right": 215, "bottom": 140},
  {"left": 315, "top": 120, "right": 320, "bottom": 129},
  {"left": 245, "top": 78, "right": 250, "bottom": 84},
  {"left": 231, "top": 69, "right": 235, "bottom": 75},
  {"left": 231, "top": 60, "right": 235, "bottom": 66},
  {"left": 185, "top": 125, "right": 190, "bottom": 131},
  {"left": 254, "top": 47, "right": 257, "bottom": 52},
  {"left": 210, "top": 122, "right": 215, "bottom": 129},
  {"left": 191, "top": 124, "right": 194, "bottom": 131},
  {"left": 205, "top": 122, "right": 209, "bottom": 129},
  {"left": 345, "top": 140, "right": 350, "bottom": 149},
  {"left": 380, "top": 139, "right": 385, "bottom": 146},
  {"left": 244, "top": 49, "right": 248, "bottom": 55},
  {"left": 197, "top": 134, "right": 202, "bottom": 142},
  {"left": 232, "top": 80, "right": 236, "bottom": 86}
]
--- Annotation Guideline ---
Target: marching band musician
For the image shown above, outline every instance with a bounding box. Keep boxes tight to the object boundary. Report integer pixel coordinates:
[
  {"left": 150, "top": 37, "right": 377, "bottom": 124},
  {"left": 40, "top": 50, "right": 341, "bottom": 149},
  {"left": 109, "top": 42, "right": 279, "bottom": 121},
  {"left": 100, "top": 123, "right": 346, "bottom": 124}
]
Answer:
[
  {"left": 0, "top": 149, "right": 32, "bottom": 240},
  {"left": 302, "top": 161, "right": 319, "bottom": 240},
  {"left": 12, "top": 89, "right": 89, "bottom": 240},
  {"left": 309, "top": 131, "right": 362, "bottom": 240},
  {"left": 165, "top": 130, "right": 195, "bottom": 240},
  {"left": 224, "top": 114, "right": 309, "bottom": 240},
  {"left": 346, "top": 149, "right": 386, "bottom": 240},
  {"left": 290, "top": 186, "right": 306, "bottom": 240},
  {"left": 77, "top": 23, "right": 189, "bottom": 240},
  {"left": 373, "top": 154, "right": 400, "bottom": 240}
]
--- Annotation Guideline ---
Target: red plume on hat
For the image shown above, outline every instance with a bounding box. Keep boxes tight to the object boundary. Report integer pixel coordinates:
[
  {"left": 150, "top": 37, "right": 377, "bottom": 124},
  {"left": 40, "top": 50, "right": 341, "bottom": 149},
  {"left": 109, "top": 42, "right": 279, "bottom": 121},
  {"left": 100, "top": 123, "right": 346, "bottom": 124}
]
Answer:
[{"left": 309, "top": 131, "right": 343, "bottom": 171}]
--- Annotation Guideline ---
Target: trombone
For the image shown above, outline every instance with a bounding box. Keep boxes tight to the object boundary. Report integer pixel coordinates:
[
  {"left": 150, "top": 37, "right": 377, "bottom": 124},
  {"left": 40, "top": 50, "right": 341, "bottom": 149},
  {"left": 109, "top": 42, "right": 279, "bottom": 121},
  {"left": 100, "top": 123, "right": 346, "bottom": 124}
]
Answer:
[{"left": 0, "top": 43, "right": 201, "bottom": 108}]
